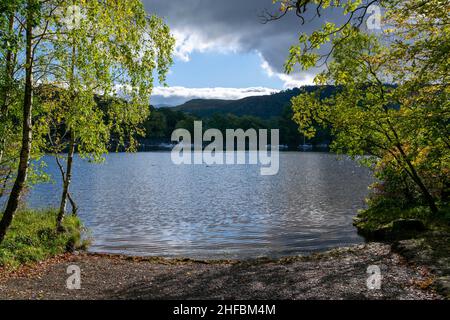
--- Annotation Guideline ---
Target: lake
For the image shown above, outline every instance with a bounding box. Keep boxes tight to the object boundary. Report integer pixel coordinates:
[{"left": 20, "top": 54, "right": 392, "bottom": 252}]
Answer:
[{"left": 18, "top": 152, "right": 373, "bottom": 259}]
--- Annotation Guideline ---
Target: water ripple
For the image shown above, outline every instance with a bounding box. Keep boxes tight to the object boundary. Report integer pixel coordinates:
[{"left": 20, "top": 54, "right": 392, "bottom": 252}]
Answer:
[{"left": 23, "top": 152, "right": 373, "bottom": 259}]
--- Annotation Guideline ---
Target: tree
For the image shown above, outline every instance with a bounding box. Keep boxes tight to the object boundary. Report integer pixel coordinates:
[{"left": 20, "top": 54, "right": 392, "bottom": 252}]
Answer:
[
  {"left": 0, "top": 1, "right": 22, "bottom": 198},
  {"left": 144, "top": 107, "right": 169, "bottom": 139},
  {"left": 0, "top": 0, "right": 38, "bottom": 244},
  {"left": 0, "top": 1, "right": 19, "bottom": 166},
  {"left": 39, "top": 0, "right": 174, "bottom": 231},
  {"left": 270, "top": 0, "right": 449, "bottom": 213},
  {"left": 0, "top": 0, "right": 174, "bottom": 242},
  {"left": 0, "top": 0, "right": 48, "bottom": 203}
]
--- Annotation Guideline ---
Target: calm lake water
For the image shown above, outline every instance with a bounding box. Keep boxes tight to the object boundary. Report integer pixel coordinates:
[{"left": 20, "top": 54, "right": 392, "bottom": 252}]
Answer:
[{"left": 19, "top": 152, "right": 373, "bottom": 259}]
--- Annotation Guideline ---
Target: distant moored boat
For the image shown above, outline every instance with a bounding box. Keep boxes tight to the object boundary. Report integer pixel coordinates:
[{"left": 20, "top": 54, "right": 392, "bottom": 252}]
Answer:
[{"left": 298, "top": 144, "right": 313, "bottom": 151}]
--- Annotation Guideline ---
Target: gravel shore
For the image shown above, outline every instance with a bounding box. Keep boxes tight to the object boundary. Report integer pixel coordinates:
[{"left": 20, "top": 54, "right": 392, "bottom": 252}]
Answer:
[{"left": 0, "top": 242, "right": 443, "bottom": 300}]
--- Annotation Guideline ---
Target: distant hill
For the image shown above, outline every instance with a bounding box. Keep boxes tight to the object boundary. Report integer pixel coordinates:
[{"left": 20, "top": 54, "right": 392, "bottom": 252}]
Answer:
[
  {"left": 154, "top": 103, "right": 174, "bottom": 108},
  {"left": 172, "top": 86, "right": 337, "bottom": 119}
]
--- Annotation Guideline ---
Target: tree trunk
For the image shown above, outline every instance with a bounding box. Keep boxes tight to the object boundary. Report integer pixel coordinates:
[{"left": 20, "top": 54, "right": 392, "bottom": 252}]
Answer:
[
  {"left": 408, "top": 165, "right": 439, "bottom": 214},
  {"left": 396, "top": 143, "right": 439, "bottom": 214},
  {"left": 0, "top": 8, "right": 34, "bottom": 244},
  {"left": 0, "top": 169, "right": 12, "bottom": 200},
  {"left": 0, "top": 13, "right": 16, "bottom": 166},
  {"left": 56, "top": 34, "right": 78, "bottom": 232},
  {"left": 401, "top": 174, "right": 414, "bottom": 204},
  {"left": 68, "top": 192, "right": 78, "bottom": 216},
  {"left": 56, "top": 133, "right": 76, "bottom": 232}
]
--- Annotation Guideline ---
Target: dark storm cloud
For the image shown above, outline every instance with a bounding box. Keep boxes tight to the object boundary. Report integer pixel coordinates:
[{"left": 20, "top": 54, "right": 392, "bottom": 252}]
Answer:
[{"left": 143, "top": 0, "right": 339, "bottom": 84}]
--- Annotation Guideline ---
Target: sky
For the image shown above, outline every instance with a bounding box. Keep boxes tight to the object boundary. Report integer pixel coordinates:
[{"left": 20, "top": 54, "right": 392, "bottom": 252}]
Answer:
[{"left": 144, "top": 0, "right": 327, "bottom": 106}]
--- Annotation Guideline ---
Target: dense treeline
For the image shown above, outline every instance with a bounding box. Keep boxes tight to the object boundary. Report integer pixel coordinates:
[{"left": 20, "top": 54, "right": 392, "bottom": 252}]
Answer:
[
  {"left": 3, "top": 85, "right": 332, "bottom": 155},
  {"left": 142, "top": 86, "right": 337, "bottom": 149},
  {"left": 141, "top": 105, "right": 332, "bottom": 149}
]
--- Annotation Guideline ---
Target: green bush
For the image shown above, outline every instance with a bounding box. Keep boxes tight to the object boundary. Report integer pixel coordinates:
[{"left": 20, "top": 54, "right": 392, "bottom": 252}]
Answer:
[{"left": 0, "top": 209, "right": 88, "bottom": 269}]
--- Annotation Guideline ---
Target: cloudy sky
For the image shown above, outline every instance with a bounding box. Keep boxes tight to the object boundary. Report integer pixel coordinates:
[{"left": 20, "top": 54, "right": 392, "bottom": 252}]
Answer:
[{"left": 144, "top": 0, "right": 331, "bottom": 106}]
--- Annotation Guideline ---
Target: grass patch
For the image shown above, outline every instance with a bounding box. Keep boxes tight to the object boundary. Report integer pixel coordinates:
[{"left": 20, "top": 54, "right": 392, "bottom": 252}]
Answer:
[
  {"left": 0, "top": 209, "right": 89, "bottom": 269},
  {"left": 354, "top": 204, "right": 450, "bottom": 240}
]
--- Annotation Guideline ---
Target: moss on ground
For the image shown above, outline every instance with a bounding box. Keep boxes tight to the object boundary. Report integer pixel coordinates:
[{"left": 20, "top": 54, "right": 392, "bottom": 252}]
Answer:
[
  {"left": 354, "top": 205, "right": 450, "bottom": 240},
  {"left": 0, "top": 209, "right": 88, "bottom": 269}
]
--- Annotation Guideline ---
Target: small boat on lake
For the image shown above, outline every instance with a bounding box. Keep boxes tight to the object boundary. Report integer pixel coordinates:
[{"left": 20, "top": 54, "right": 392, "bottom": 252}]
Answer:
[
  {"left": 298, "top": 136, "right": 313, "bottom": 151},
  {"left": 298, "top": 144, "right": 313, "bottom": 151}
]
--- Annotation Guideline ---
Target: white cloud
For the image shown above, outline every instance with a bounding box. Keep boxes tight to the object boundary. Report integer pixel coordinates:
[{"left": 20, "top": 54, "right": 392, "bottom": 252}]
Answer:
[
  {"left": 278, "top": 73, "right": 316, "bottom": 89},
  {"left": 172, "top": 29, "right": 317, "bottom": 89},
  {"left": 173, "top": 29, "right": 240, "bottom": 62},
  {"left": 153, "top": 86, "right": 279, "bottom": 101},
  {"left": 260, "top": 55, "right": 315, "bottom": 88}
]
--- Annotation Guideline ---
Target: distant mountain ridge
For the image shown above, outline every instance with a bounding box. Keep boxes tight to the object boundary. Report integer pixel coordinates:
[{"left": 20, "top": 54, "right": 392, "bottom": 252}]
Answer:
[{"left": 172, "top": 86, "right": 336, "bottom": 119}]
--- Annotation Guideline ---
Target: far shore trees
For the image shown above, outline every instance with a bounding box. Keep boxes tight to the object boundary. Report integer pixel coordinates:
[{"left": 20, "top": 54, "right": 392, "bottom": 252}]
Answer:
[{"left": 270, "top": 0, "right": 449, "bottom": 214}]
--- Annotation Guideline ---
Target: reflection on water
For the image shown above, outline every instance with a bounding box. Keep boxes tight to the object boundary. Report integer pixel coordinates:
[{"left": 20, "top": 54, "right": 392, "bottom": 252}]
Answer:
[{"left": 18, "top": 152, "right": 373, "bottom": 259}]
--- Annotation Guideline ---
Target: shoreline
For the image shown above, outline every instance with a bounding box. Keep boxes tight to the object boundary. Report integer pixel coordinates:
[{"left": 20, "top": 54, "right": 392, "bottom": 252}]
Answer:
[{"left": 1, "top": 240, "right": 447, "bottom": 300}]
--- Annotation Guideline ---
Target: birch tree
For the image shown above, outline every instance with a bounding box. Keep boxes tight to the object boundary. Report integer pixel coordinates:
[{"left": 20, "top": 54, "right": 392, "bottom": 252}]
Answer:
[
  {"left": 0, "top": 0, "right": 174, "bottom": 241},
  {"left": 39, "top": 0, "right": 174, "bottom": 231}
]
